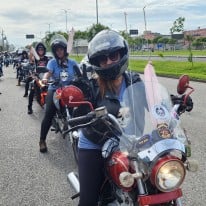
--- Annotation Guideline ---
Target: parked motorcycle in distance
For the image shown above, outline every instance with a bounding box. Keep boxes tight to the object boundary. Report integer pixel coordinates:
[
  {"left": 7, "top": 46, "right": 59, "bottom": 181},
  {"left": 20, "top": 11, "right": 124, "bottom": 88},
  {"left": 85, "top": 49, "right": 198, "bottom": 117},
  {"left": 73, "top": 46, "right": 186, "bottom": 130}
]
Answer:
[{"left": 66, "top": 63, "right": 198, "bottom": 206}]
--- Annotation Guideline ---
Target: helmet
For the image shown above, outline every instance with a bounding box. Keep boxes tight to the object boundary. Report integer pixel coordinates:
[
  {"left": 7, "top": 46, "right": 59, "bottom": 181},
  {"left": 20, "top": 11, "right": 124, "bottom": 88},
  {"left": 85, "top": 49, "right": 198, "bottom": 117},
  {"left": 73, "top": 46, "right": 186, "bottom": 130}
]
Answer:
[
  {"left": 50, "top": 34, "right": 68, "bottom": 59},
  {"left": 35, "top": 42, "right": 46, "bottom": 56},
  {"left": 22, "top": 50, "right": 28, "bottom": 55},
  {"left": 88, "top": 30, "right": 129, "bottom": 80}
]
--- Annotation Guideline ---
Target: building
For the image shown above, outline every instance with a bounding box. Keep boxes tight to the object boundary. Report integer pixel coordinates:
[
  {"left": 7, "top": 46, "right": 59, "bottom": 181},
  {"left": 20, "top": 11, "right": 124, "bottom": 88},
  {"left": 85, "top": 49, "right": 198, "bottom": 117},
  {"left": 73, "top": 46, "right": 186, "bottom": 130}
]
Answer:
[
  {"left": 184, "top": 27, "right": 206, "bottom": 38},
  {"left": 72, "top": 39, "right": 88, "bottom": 55}
]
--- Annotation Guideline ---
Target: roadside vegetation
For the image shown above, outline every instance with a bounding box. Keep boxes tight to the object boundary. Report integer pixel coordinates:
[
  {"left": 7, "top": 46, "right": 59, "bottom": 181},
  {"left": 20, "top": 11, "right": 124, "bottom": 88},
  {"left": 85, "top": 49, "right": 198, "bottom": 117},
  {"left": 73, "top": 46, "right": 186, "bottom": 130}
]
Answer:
[
  {"left": 71, "top": 54, "right": 206, "bottom": 82},
  {"left": 131, "top": 50, "right": 206, "bottom": 56}
]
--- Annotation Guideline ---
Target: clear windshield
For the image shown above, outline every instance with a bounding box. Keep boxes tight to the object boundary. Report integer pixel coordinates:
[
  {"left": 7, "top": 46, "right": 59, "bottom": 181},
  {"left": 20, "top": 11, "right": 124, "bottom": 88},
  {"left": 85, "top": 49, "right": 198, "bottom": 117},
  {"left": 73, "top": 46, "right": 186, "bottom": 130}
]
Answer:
[{"left": 117, "top": 79, "right": 187, "bottom": 159}]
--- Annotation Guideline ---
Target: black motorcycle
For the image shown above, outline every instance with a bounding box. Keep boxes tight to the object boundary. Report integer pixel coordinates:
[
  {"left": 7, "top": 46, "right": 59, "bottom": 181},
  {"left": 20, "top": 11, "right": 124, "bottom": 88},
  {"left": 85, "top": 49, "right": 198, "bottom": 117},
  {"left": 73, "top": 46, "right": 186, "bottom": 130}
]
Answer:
[{"left": 17, "top": 60, "right": 34, "bottom": 84}]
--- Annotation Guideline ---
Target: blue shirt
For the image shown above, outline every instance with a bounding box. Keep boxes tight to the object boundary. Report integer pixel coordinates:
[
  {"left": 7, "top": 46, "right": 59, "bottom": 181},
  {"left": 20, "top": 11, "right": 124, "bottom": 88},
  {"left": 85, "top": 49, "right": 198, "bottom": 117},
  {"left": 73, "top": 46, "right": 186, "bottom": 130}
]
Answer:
[
  {"left": 78, "top": 77, "right": 126, "bottom": 150},
  {"left": 47, "top": 58, "right": 78, "bottom": 90}
]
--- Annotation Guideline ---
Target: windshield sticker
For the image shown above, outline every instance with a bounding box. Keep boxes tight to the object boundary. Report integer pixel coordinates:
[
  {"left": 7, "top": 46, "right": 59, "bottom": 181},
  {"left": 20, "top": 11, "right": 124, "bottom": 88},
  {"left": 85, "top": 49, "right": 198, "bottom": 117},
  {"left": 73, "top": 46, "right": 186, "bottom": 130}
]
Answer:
[
  {"left": 152, "top": 105, "right": 169, "bottom": 120},
  {"left": 157, "top": 123, "right": 171, "bottom": 139}
]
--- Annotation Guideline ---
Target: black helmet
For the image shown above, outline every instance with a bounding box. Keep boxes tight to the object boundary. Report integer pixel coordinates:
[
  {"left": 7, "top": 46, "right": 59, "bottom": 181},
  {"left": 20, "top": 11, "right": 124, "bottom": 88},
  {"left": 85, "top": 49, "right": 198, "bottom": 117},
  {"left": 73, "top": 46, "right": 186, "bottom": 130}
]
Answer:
[
  {"left": 50, "top": 34, "right": 68, "bottom": 59},
  {"left": 35, "top": 42, "right": 46, "bottom": 56},
  {"left": 21, "top": 50, "right": 28, "bottom": 58},
  {"left": 88, "top": 30, "right": 129, "bottom": 80}
]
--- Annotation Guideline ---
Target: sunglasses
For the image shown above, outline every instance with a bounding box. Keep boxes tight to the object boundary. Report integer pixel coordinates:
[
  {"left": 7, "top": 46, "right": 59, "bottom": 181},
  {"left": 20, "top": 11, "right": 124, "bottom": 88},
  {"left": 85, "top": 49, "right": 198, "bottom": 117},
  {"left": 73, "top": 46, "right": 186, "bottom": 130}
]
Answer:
[{"left": 97, "top": 51, "right": 120, "bottom": 65}]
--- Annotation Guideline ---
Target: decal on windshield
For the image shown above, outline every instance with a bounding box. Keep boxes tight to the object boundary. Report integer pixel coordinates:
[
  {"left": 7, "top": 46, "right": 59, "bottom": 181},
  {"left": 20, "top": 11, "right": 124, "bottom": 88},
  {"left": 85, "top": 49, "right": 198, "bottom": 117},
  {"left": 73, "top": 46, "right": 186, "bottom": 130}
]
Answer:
[{"left": 152, "top": 105, "right": 169, "bottom": 120}]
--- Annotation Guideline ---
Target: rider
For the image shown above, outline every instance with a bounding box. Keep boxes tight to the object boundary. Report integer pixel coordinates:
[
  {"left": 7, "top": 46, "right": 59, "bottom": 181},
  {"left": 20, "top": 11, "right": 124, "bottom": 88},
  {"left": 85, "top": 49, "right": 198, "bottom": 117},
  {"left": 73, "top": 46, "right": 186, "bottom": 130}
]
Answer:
[
  {"left": 16, "top": 50, "right": 29, "bottom": 86},
  {"left": 39, "top": 35, "right": 80, "bottom": 153},
  {"left": 0, "top": 54, "right": 3, "bottom": 76},
  {"left": 25, "top": 42, "right": 49, "bottom": 114},
  {"left": 77, "top": 29, "right": 142, "bottom": 206}
]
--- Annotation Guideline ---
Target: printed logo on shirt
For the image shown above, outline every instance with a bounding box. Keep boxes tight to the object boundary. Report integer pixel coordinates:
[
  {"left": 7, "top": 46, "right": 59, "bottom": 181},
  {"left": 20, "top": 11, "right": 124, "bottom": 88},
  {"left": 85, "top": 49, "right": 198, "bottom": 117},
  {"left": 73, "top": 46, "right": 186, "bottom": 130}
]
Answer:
[{"left": 60, "top": 70, "right": 69, "bottom": 81}]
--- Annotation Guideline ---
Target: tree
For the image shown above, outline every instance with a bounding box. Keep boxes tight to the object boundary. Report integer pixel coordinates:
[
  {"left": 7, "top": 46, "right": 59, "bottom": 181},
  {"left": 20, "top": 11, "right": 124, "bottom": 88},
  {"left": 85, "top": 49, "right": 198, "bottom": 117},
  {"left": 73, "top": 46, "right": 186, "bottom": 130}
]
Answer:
[
  {"left": 157, "top": 37, "right": 169, "bottom": 51},
  {"left": 168, "top": 38, "right": 177, "bottom": 51},
  {"left": 74, "top": 30, "right": 88, "bottom": 40},
  {"left": 170, "top": 17, "right": 185, "bottom": 34},
  {"left": 86, "top": 23, "right": 109, "bottom": 41},
  {"left": 185, "top": 35, "right": 194, "bottom": 67}
]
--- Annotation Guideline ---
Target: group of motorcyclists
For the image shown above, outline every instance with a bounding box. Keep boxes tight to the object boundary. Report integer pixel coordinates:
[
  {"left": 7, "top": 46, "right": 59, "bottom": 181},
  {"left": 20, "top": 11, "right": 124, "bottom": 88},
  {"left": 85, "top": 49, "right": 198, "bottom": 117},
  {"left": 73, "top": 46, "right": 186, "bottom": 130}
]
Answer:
[
  {"left": 0, "top": 51, "right": 14, "bottom": 76},
  {"left": 2, "top": 29, "right": 194, "bottom": 206}
]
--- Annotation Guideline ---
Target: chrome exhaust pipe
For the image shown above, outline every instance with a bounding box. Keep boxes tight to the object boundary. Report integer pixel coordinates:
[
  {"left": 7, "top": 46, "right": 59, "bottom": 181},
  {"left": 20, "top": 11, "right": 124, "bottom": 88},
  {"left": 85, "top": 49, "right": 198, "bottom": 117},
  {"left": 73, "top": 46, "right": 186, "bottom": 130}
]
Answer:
[{"left": 67, "top": 172, "right": 80, "bottom": 193}]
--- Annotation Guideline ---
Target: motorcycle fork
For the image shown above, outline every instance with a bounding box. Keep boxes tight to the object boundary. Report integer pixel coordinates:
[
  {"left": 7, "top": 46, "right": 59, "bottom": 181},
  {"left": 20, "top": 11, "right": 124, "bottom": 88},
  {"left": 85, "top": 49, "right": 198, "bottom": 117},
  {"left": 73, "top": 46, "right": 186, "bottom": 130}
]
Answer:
[{"left": 131, "top": 159, "right": 147, "bottom": 196}]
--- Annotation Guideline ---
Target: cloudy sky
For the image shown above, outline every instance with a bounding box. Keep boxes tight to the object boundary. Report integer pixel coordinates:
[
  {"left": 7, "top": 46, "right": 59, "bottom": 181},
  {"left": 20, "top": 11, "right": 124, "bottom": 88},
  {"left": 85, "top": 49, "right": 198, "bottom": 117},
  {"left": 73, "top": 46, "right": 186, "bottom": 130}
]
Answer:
[{"left": 1, "top": 0, "right": 206, "bottom": 48}]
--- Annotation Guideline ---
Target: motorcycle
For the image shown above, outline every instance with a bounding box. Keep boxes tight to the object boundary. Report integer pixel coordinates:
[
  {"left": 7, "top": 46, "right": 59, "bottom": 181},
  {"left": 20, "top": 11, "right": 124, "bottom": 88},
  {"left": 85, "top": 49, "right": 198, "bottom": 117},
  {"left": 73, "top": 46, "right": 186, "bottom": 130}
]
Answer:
[
  {"left": 0, "top": 62, "right": 3, "bottom": 77},
  {"left": 31, "top": 66, "right": 49, "bottom": 107},
  {"left": 18, "top": 60, "right": 34, "bottom": 84},
  {"left": 49, "top": 79, "right": 91, "bottom": 163},
  {"left": 66, "top": 63, "right": 198, "bottom": 206}
]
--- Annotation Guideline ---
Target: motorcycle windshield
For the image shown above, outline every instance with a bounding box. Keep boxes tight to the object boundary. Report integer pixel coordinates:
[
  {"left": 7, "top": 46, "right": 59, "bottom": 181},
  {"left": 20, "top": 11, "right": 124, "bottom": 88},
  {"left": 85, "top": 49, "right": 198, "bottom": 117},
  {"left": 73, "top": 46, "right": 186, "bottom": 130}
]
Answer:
[{"left": 118, "top": 77, "right": 187, "bottom": 160}]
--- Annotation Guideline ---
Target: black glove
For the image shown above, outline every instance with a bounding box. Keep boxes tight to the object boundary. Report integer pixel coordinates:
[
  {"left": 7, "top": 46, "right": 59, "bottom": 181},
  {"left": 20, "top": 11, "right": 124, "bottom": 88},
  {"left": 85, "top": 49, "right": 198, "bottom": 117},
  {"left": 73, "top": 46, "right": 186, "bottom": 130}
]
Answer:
[
  {"left": 184, "top": 95, "right": 193, "bottom": 112},
  {"left": 171, "top": 94, "right": 193, "bottom": 114}
]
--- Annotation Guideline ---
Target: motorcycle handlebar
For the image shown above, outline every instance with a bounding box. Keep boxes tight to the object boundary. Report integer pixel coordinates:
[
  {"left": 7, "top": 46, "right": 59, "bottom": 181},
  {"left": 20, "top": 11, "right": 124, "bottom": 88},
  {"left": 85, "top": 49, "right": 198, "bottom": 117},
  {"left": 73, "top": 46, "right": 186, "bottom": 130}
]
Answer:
[
  {"left": 68, "top": 112, "right": 96, "bottom": 127},
  {"left": 67, "top": 106, "right": 108, "bottom": 132}
]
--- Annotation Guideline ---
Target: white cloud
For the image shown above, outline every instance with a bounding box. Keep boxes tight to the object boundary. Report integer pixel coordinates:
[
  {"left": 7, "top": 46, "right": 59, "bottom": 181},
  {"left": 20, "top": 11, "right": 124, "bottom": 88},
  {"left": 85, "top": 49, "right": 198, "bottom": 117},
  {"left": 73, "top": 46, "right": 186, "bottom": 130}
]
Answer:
[{"left": 0, "top": 0, "right": 205, "bottom": 48}]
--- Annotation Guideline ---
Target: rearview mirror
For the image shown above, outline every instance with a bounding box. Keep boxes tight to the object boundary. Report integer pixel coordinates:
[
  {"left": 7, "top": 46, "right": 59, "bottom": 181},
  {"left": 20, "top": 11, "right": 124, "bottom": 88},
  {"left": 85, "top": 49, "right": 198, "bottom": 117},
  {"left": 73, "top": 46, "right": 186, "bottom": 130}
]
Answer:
[
  {"left": 61, "top": 85, "right": 84, "bottom": 107},
  {"left": 177, "top": 75, "right": 190, "bottom": 95}
]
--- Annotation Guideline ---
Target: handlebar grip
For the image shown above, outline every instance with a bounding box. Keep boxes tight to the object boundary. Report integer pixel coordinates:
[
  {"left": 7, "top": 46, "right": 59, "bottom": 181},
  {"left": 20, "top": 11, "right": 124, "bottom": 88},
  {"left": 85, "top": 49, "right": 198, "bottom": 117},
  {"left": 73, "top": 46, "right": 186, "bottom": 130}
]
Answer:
[{"left": 68, "top": 112, "right": 95, "bottom": 127}]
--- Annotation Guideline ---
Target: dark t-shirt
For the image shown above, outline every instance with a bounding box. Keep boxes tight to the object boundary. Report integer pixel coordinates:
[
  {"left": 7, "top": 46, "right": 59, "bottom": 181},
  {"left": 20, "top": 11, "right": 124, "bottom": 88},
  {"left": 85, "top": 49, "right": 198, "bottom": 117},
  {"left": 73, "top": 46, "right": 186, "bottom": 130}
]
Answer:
[{"left": 35, "top": 56, "right": 49, "bottom": 67}]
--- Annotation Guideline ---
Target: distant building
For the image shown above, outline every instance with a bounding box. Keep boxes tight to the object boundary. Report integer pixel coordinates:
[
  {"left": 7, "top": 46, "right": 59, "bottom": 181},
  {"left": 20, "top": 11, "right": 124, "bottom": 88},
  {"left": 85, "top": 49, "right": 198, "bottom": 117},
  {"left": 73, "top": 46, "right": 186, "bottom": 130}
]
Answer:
[
  {"left": 184, "top": 27, "right": 206, "bottom": 38},
  {"left": 143, "top": 30, "right": 161, "bottom": 40},
  {"left": 72, "top": 39, "right": 88, "bottom": 55}
]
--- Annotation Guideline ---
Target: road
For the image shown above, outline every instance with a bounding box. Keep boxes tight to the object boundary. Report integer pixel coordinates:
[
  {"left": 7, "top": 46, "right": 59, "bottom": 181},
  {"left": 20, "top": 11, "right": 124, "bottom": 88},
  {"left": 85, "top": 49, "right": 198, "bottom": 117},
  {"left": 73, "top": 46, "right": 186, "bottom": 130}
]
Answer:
[{"left": 0, "top": 66, "right": 205, "bottom": 206}]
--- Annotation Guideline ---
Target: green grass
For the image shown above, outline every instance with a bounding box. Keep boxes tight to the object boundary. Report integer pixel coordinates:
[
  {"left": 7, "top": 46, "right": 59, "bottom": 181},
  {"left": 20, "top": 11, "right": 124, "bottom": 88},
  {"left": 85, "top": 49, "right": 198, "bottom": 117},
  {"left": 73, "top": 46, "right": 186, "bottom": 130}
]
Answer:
[
  {"left": 128, "top": 59, "right": 206, "bottom": 81},
  {"left": 131, "top": 49, "right": 206, "bottom": 56},
  {"left": 70, "top": 54, "right": 206, "bottom": 82}
]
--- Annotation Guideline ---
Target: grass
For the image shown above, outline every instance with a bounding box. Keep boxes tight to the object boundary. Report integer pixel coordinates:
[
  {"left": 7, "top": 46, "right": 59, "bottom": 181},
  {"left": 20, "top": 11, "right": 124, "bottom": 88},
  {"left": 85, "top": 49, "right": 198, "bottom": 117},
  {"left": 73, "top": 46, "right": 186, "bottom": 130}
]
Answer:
[
  {"left": 128, "top": 60, "right": 206, "bottom": 81},
  {"left": 131, "top": 49, "right": 206, "bottom": 56},
  {"left": 70, "top": 53, "right": 206, "bottom": 82}
]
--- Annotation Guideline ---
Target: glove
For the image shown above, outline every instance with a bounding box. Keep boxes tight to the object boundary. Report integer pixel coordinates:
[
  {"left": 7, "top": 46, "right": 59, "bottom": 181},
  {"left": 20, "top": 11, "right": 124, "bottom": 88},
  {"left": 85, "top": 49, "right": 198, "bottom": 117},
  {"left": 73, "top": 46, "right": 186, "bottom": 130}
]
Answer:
[
  {"left": 171, "top": 94, "right": 193, "bottom": 114},
  {"left": 184, "top": 95, "right": 193, "bottom": 112}
]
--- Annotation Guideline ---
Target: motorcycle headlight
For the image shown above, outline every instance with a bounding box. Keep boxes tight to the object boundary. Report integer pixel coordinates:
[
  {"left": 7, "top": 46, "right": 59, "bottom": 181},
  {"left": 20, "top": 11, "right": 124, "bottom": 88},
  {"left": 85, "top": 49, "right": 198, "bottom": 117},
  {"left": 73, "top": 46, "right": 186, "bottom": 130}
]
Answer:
[
  {"left": 119, "top": 172, "right": 134, "bottom": 188},
  {"left": 151, "top": 156, "right": 186, "bottom": 192}
]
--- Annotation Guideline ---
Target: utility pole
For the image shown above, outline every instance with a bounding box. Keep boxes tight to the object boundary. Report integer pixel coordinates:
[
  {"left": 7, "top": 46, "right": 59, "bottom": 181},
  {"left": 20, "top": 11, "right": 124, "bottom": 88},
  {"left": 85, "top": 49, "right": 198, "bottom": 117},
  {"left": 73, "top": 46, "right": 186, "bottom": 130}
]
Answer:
[
  {"left": 61, "top": 9, "right": 70, "bottom": 32},
  {"left": 96, "top": 0, "right": 99, "bottom": 24},
  {"left": 46, "top": 23, "right": 51, "bottom": 34},
  {"left": 143, "top": 6, "right": 147, "bottom": 32},
  {"left": 124, "top": 12, "right": 128, "bottom": 33}
]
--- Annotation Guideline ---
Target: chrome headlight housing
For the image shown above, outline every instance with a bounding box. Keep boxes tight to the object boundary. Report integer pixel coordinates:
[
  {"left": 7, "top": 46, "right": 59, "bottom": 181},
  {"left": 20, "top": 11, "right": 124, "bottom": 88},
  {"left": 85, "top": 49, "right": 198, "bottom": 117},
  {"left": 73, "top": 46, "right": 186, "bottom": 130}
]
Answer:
[
  {"left": 151, "top": 156, "right": 186, "bottom": 192},
  {"left": 119, "top": 172, "right": 135, "bottom": 188}
]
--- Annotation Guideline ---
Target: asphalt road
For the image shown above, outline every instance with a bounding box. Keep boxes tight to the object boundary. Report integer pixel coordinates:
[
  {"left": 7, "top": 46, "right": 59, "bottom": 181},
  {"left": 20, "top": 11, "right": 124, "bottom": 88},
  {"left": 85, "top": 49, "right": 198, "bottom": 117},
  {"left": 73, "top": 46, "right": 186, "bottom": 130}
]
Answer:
[{"left": 0, "top": 65, "right": 205, "bottom": 206}]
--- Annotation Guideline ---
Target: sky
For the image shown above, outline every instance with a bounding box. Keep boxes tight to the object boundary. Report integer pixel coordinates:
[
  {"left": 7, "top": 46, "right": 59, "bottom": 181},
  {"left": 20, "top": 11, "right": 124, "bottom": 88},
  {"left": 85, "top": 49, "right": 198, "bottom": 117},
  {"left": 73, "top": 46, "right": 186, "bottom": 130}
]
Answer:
[{"left": 1, "top": 0, "right": 206, "bottom": 49}]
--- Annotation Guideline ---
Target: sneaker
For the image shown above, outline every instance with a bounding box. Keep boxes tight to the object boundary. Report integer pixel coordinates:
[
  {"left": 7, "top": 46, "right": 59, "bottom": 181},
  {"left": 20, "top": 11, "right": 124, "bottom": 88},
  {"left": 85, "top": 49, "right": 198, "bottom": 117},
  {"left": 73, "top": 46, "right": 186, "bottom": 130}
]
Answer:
[
  {"left": 23, "top": 94, "right": 28, "bottom": 97},
  {"left": 39, "top": 141, "right": 47, "bottom": 153}
]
